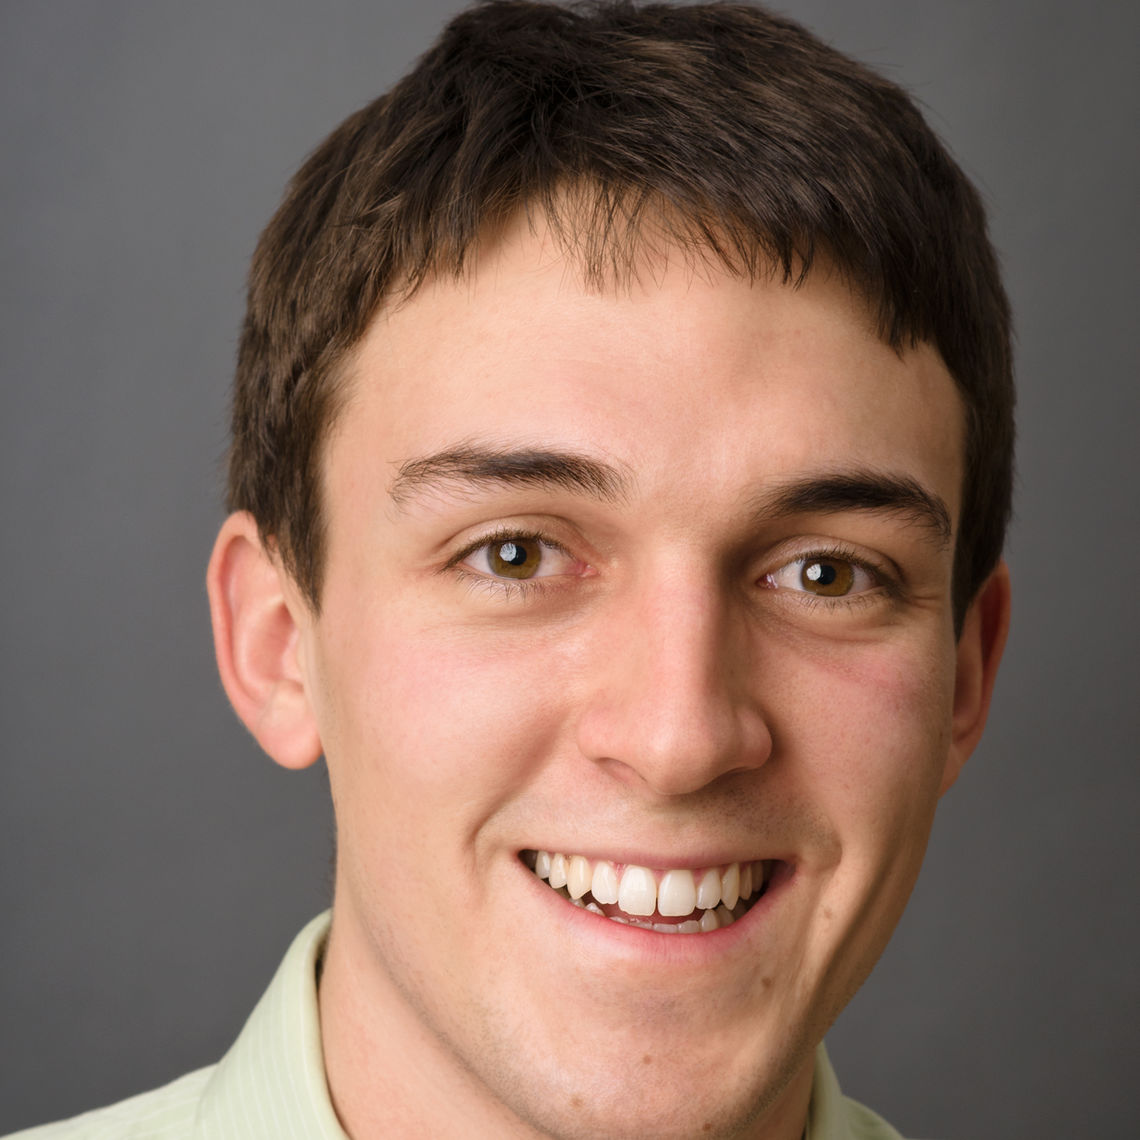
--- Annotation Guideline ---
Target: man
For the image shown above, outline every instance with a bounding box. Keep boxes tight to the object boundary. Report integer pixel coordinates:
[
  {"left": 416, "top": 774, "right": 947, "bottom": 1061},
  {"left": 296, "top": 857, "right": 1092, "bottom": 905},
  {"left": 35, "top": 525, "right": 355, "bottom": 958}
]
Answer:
[{"left": 9, "top": 1, "right": 1012, "bottom": 1137}]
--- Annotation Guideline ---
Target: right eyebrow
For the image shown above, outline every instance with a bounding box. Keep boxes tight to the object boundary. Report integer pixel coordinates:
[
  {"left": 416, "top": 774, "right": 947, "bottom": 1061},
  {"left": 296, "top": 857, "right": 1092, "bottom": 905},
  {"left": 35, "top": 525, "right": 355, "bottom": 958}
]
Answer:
[
  {"left": 389, "top": 443, "right": 631, "bottom": 508},
  {"left": 752, "top": 469, "right": 954, "bottom": 547}
]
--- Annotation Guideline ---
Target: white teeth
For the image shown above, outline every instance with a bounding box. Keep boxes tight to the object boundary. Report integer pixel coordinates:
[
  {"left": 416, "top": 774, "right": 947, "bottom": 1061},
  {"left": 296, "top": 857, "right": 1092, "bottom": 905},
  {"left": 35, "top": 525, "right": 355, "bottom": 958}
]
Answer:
[
  {"left": 617, "top": 864, "right": 658, "bottom": 917},
  {"left": 567, "top": 855, "right": 592, "bottom": 900},
  {"left": 696, "top": 868, "right": 721, "bottom": 910},
  {"left": 720, "top": 863, "right": 740, "bottom": 910},
  {"left": 590, "top": 860, "right": 620, "bottom": 905},
  {"left": 528, "top": 852, "right": 768, "bottom": 932},
  {"left": 657, "top": 869, "right": 697, "bottom": 917}
]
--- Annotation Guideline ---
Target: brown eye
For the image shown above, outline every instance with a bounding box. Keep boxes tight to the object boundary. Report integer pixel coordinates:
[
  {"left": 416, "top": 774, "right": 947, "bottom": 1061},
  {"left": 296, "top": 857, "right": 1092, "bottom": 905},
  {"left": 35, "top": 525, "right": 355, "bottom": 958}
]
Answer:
[
  {"left": 487, "top": 539, "right": 544, "bottom": 579},
  {"left": 800, "top": 558, "right": 855, "bottom": 596},
  {"left": 459, "top": 533, "right": 583, "bottom": 588}
]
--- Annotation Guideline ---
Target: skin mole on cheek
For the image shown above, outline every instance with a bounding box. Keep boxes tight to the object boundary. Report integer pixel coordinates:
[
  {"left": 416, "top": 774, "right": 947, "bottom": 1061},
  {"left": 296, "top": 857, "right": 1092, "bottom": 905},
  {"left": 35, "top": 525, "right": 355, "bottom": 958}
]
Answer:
[
  {"left": 642, "top": 1053, "right": 653, "bottom": 1065},
  {"left": 570, "top": 1095, "right": 584, "bottom": 1110},
  {"left": 761, "top": 976, "right": 773, "bottom": 988}
]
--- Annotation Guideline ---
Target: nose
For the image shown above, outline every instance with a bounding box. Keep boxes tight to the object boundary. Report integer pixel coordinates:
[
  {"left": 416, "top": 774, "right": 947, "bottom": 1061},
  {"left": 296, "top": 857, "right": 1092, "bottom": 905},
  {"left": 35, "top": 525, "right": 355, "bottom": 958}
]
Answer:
[{"left": 574, "top": 569, "right": 772, "bottom": 797}]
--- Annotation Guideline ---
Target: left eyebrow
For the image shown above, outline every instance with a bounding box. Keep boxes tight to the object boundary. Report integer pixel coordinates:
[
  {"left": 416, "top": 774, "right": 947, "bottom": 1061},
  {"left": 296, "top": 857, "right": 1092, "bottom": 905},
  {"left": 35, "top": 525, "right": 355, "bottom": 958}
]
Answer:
[
  {"left": 752, "top": 470, "right": 953, "bottom": 547},
  {"left": 389, "top": 443, "right": 631, "bottom": 508}
]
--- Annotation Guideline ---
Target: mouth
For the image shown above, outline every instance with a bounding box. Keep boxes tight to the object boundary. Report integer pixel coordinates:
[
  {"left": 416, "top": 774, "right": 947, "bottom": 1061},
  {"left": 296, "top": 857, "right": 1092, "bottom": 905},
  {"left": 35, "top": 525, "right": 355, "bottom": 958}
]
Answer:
[{"left": 521, "top": 849, "right": 778, "bottom": 933}]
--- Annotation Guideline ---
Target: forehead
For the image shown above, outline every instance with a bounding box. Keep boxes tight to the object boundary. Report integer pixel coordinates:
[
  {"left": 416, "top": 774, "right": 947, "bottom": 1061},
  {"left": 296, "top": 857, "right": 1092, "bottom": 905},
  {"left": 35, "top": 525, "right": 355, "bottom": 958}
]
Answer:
[{"left": 332, "top": 215, "right": 963, "bottom": 526}]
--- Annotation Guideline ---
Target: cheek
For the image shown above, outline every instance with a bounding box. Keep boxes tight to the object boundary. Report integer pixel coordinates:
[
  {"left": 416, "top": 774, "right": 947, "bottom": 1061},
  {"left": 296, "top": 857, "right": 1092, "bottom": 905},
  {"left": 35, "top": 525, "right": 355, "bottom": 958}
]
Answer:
[
  {"left": 775, "top": 637, "right": 956, "bottom": 985},
  {"left": 779, "top": 636, "right": 955, "bottom": 834},
  {"left": 312, "top": 602, "right": 574, "bottom": 848}
]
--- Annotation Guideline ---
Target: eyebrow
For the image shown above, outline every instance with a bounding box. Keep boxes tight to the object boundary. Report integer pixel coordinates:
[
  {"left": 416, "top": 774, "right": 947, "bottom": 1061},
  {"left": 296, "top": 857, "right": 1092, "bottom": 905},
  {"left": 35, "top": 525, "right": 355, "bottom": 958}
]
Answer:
[
  {"left": 389, "top": 443, "right": 631, "bottom": 507},
  {"left": 753, "top": 470, "right": 953, "bottom": 546},
  {"left": 390, "top": 445, "right": 951, "bottom": 545}
]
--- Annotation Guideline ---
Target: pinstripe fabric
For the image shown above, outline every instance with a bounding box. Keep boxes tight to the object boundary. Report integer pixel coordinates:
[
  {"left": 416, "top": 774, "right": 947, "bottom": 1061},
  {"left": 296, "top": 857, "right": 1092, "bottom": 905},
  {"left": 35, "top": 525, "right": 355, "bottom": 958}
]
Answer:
[
  {"left": 6, "top": 911, "right": 904, "bottom": 1139},
  {"left": 192, "top": 913, "right": 344, "bottom": 1140}
]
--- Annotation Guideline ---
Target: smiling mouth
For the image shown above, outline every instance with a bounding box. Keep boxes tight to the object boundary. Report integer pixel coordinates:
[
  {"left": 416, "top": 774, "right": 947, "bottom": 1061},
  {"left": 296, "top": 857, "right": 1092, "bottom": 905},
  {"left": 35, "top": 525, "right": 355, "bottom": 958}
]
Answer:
[{"left": 522, "top": 850, "right": 776, "bottom": 933}]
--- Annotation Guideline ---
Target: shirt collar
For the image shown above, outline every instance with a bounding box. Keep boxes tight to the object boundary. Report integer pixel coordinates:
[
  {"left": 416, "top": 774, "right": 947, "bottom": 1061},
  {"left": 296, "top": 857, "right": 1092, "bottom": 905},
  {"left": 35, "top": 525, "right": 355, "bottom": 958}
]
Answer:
[{"left": 193, "top": 912, "right": 345, "bottom": 1140}]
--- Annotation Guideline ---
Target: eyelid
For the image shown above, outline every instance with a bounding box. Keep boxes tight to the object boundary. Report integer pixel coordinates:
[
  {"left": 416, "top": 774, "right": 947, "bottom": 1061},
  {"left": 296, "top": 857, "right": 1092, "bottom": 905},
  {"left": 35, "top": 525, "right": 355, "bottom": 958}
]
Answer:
[{"left": 769, "top": 540, "right": 892, "bottom": 577}]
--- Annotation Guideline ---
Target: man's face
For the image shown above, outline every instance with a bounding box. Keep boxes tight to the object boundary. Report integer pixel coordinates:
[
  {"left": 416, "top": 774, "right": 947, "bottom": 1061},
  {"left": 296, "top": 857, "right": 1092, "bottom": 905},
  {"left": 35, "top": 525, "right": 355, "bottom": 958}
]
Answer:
[{"left": 294, "top": 219, "right": 976, "bottom": 1138}]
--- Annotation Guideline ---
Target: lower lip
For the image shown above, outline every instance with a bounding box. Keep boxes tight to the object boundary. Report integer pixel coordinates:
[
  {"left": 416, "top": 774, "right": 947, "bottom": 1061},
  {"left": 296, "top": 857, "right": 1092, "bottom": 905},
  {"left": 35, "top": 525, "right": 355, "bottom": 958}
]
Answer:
[{"left": 522, "top": 859, "right": 794, "bottom": 963}]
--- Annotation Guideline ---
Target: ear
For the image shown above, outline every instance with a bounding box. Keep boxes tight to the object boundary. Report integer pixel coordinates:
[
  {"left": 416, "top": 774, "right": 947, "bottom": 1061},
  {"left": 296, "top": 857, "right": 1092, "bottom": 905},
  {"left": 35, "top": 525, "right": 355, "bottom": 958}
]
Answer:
[
  {"left": 206, "top": 511, "right": 323, "bottom": 770},
  {"left": 940, "top": 560, "right": 1012, "bottom": 795}
]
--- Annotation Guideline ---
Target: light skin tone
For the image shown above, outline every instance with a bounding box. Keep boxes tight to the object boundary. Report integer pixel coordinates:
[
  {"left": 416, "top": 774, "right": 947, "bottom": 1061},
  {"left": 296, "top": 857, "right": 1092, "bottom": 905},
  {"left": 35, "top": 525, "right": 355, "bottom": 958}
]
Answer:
[{"left": 208, "top": 215, "right": 1010, "bottom": 1139}]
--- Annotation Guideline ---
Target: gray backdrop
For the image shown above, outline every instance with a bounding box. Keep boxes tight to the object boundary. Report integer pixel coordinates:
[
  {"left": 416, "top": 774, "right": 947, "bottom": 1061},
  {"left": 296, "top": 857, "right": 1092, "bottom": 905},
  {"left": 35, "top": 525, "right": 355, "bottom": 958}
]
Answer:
[{"left": 2, "top": 1, "right": 1136, "bottom": 1136}]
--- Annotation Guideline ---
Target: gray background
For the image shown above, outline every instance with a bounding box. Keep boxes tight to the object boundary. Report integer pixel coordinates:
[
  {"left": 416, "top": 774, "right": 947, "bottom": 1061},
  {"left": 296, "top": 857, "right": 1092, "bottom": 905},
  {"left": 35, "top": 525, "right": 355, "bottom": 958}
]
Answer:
[{"left": 2, "top": 1, "right": 1136, "bottom": 1135}]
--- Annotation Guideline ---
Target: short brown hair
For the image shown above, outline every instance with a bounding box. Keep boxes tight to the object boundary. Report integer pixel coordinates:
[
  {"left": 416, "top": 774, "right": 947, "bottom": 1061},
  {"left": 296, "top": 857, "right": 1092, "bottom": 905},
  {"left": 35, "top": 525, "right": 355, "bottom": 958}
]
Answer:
[{"left": 228, "top": 0, "right": 1013, "bottom": 629}]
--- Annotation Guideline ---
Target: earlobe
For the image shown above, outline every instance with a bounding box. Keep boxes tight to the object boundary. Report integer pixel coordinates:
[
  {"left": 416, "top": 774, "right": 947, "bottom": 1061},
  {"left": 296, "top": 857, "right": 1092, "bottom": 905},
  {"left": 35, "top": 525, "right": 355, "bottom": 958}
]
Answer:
[
  {"left": 940, "top": 560, "right": 1012, "bottom": 795},
  {"left": 206, "top": 512, "right": 323, "bottom": 770}
]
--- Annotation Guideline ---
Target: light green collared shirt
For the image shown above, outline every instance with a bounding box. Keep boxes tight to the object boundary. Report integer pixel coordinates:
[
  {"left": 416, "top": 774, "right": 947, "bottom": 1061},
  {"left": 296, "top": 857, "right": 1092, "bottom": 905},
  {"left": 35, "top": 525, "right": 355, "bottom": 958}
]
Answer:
[{"left": 7, "top": 912, "right": 904, "bottom": 1139}]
